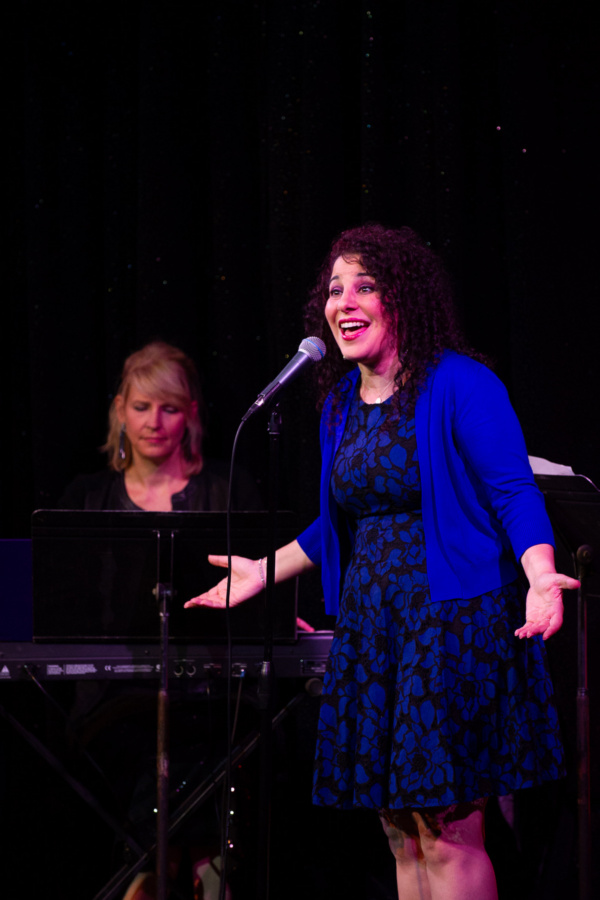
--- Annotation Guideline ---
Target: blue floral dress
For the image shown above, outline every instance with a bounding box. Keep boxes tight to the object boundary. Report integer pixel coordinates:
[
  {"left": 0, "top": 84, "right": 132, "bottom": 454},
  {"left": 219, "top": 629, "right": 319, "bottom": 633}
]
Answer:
[{"left": 312, "top": 390, "right": 565, "bottom": 811}]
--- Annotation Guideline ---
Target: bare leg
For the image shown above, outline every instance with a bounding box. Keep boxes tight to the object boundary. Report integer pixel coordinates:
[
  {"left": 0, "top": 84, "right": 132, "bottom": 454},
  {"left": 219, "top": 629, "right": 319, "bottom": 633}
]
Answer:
[
  {"left": 416, "top": 800, "right": 497, "bottom": 900},
  {"left": 380, "top": 800, "right": 497, "bottom": 900},
  {"left": 379, "top": 811, "right": 432, "bottom": 900}
]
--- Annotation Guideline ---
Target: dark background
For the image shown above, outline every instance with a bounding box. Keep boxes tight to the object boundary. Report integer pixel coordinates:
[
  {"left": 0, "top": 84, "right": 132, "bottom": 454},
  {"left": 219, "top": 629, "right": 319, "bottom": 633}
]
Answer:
[
  {"left": 2, "top": 1, "right": 599, "bottom": 898},
  {"left": 4, "top": 0, "right": 599, "bottom": 544}
]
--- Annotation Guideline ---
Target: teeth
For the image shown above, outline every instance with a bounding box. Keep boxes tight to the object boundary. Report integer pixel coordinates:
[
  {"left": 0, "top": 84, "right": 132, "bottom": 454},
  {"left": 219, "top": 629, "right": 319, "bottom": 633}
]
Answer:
[{"left": 340, "top": 320, "right": 368, "bottom": 331}]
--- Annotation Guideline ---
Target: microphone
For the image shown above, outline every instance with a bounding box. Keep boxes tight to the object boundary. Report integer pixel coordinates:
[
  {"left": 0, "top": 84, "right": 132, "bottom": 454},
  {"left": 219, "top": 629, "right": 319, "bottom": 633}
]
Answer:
[{"left": 242, "top": 336, "right": 326, "bottom": 422}]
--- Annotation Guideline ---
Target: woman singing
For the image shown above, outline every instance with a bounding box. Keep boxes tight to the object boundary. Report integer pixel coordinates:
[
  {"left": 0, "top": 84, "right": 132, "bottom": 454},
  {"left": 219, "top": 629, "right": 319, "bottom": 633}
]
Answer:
[{"left": 185, "top": 224, "right": 578, "bottom": 900}]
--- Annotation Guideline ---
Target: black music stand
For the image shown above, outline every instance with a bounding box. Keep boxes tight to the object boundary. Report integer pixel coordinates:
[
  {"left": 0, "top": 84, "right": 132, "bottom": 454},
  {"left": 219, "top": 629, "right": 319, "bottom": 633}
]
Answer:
[
  {"left": 31, "top": 510, "right": 298, "bottom": 643},
  {"left": 30, "top": 510, "right": 299, "bottom": 900},
  {"left": 536, "top": 474, "right": 599, "bottom": 900}
]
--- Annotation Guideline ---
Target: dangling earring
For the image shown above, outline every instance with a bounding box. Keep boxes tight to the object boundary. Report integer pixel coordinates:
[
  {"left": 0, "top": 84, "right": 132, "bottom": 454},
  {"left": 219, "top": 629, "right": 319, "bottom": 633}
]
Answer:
[{"left": 119, "top": 424, "right": 127, "bottom": 461}]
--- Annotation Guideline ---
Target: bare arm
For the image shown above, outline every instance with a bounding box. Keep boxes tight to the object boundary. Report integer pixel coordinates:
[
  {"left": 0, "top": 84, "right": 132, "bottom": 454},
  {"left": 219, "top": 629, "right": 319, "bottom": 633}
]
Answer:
[
  {"left": 515, "top": 543, "right": 580, "bottom": 640},
  {"left": 184, "top": 538, "right": 316, "bottom": 609}
]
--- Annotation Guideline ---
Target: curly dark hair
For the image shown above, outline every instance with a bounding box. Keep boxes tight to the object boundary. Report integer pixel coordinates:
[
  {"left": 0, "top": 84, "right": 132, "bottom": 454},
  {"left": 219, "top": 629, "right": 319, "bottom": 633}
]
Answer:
[{"left": 304, "top": 222, "right": 487, "bottom": 414}]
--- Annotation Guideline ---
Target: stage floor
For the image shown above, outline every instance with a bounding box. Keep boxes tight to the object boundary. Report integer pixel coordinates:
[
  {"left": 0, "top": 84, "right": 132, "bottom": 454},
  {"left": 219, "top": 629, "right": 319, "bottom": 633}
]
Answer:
[{"left": 0, "top": 676, "right": 596, "bottom": 899}]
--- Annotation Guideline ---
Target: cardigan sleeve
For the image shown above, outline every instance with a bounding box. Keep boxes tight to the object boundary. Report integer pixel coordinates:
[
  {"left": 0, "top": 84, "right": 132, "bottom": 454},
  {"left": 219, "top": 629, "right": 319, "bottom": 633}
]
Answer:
[
  {"left": 296, "top": 516, "right": 322, "bottom": 566},
  {"left": 451, "top": 359, "right": 555, "bottom": 561}
]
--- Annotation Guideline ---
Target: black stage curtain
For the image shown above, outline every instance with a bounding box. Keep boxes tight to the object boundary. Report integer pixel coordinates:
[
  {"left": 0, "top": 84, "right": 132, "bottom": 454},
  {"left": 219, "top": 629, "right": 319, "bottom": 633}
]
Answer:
[
  {"left": 5, "top": 0, "right": 598, "bottom": 541},
  {"left": 2, "top": 4, "right": 599, "bottom": 898}
]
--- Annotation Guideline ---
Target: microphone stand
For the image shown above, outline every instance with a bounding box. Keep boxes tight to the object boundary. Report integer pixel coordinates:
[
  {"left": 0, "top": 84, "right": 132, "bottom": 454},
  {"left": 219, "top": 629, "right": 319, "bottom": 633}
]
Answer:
[
  {"left": 236, "top": 341, "right": 325, "bottom": 895},
  {"left": 154, "top": 529, "right": 176, "bottom": 900},
  {"left": 256, "top": 405, "right": 282, "bottom": 900}
]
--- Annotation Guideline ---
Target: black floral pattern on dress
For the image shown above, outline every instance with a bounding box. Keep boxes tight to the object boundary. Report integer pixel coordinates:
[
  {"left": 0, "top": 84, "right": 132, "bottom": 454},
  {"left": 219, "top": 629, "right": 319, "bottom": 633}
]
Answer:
[{"left": 312, "top": 390, "right": 565, "bottom": 811}]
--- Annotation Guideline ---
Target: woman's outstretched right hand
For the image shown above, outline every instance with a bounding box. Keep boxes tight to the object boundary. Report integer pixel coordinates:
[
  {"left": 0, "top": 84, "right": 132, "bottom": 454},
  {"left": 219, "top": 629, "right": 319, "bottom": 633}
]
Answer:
[{"left": 184, "top": 554, "right": 263, "bottom": 609}]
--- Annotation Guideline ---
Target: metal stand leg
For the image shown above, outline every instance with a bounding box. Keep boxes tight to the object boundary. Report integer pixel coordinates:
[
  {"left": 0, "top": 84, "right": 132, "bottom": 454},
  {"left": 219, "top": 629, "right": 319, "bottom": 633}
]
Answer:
[
  {"left": 91, "top": 687, "right": 310, "bottom": 900},
  {"left": 153, "top": 528, "right": 176, "bottom": 900},
  {"left": 576, "top": 544, "right": 593, "bottom": 900}
]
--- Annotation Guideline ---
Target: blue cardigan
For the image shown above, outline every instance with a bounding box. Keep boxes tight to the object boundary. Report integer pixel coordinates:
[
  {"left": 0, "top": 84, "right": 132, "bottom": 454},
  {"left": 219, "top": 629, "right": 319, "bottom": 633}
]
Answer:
[{"left": 297, "top": 352, "right": 555, "bottom": 616}]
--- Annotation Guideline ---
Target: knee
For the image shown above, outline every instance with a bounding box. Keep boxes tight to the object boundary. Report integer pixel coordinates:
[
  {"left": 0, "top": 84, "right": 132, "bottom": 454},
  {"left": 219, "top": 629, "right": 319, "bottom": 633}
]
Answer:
[
  {"left": 418, "top": 831, "right": 458, "bottom": 870},
  {"left": 416, "top": 804, "right": 487, "bottom": 872}
]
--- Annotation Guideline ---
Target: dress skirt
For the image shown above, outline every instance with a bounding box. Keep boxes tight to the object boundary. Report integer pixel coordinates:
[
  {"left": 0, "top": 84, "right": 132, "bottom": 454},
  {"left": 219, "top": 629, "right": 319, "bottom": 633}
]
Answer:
[{"left": 312, "top": 394, "right": 565, "bottom": 811}]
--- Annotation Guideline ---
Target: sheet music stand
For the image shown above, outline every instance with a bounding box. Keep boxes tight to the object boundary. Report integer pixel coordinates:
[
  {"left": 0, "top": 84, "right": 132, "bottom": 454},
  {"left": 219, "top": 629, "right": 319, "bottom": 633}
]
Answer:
[
  {"left": 30, "top": 509, "right": 299, "bottom": 899},
  {"left": 31, "top": 510, "right": 298, "bottom": 643}
]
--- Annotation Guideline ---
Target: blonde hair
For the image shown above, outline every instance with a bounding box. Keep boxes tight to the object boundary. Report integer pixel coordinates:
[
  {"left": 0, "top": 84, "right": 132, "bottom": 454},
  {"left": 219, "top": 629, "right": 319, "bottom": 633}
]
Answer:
[{"left": 103, "top": 341, "right": 204, "bottom": 475}]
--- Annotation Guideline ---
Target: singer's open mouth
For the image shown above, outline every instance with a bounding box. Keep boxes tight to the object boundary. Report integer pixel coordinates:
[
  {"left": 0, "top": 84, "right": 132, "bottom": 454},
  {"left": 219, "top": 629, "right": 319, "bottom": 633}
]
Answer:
[{"left": 339, "top": 319, "right": 370, "bottom": 340}]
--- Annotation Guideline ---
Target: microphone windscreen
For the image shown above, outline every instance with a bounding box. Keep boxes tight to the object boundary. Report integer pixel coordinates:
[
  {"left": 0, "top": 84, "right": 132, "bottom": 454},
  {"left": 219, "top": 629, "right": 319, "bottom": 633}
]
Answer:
[{"left": 299, "top": 336, "right": 327, "bottom": 361}]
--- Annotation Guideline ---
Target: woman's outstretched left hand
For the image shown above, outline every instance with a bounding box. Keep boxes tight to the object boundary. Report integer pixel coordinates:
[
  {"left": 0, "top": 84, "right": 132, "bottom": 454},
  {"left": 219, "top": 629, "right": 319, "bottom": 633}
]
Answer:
[{"left": 515, "top": 571, "right": 580, "bottom": 640}]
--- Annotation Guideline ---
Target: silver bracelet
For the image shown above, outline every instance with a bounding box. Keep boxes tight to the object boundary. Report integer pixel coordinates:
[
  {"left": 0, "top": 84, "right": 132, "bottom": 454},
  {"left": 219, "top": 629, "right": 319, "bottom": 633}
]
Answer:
[{"left": 257, "top": 556, "right": 267, "bottom": 589}]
